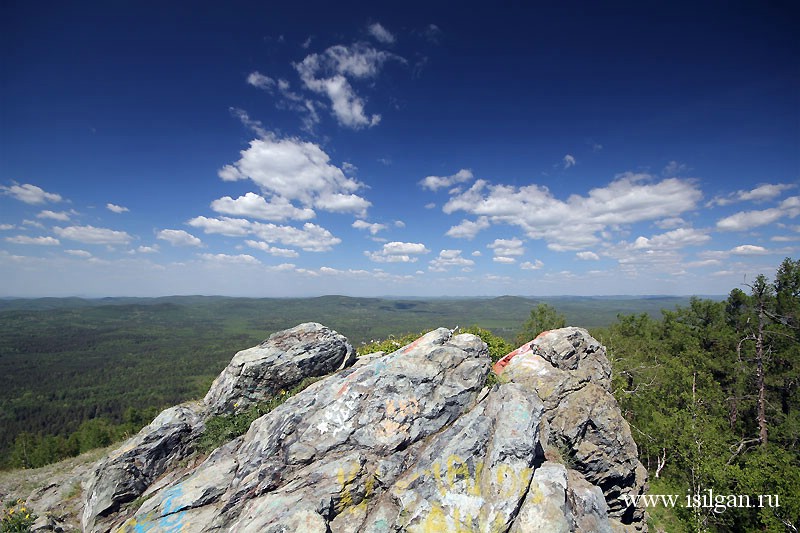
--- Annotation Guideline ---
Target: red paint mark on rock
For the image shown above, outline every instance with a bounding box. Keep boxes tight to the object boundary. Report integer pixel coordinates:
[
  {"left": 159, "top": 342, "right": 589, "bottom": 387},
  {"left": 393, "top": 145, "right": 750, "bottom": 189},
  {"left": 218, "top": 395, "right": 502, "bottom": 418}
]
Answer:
[
  {"left": 493, "top": 341, "right": 535, "bottom": 375},
  {"left": 401, "top": 336, "right": 425, "bottom": 354}
]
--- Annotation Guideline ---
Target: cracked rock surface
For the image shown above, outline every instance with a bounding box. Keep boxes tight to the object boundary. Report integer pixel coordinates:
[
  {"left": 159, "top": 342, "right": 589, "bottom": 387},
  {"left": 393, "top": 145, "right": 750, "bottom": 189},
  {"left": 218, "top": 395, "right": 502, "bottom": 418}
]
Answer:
[{"left": 80, "top": 324, "right": 647, "bottom": 532}]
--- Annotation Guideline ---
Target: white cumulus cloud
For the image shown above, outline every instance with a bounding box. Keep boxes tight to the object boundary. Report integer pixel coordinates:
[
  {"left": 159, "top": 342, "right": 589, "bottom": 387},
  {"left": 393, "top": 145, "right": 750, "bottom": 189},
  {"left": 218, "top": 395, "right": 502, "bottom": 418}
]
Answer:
[
  {"left": 563, "top": 154, "right": 576, "bottom": 169},
  {"left": 716, "top": 197, "right": 799, "bottom": 232},
  {"left": 428, "top": 249, "right": 474, "bottom": 272},
  {"left": 444, "top": 173, "right": 702, "bottom": 251},
  {"left": 54, "top": 225, "right": 131, "bottom": 245},
  {"left": 157, "top": 229, "right": 203, "bottom": 247},
  {"left": 419, "top": 169, "right": 474, "bottom": 191},
  {"left": 632, "top": 228, "right": 711, "bottom": 250},
  {"left": 187, "top": 216, "right": 251, "bottom": 237},
  {"left": 217, "top": 135, "right": 370, "bottom": 216},
  {"left": 211, "top": 192, "right": 316, "bottom": 221},
  {"left": 521, "top": 260, "right": 544, "bottom": 270},
  {"left": 106, "top": 203, "right": 129, "bottom": 213},
  {"left": 576, "top": 251, "right": 600, "bottom": 260},
  {"left": 188, "top": 216, "right": 341, "bottom": 252},
  {"left": 244, "top": 240, "right": 299, "bottom": 257},
  {"left": 65, "top": 249, "right": 92, "bottom": 258},
  {"left": 134, "top": 245, "right": 158, "bottom": 254},
  {"left": 314, "top": 192, "right": 371, "bottom": 217},
  {"left": 366, "top": 241, "right": 430, "bottom": 263},
  {"left": 717, "top": 209, "right": 784, "bottom": 231},
  {"left": 198, "top": 253, "right": 261, "bottom": 265},
  {"left": 730, "top": 244, "right": 768, "bottom": 255},
  {"left": 445, "top": 217, "right": 490, "bottom": 239},
  {"left": 37, "top": 210, "right": 71, "bottom": 221},
  {"left": 488, "top": 237, "right": 525, "bottom": 257},
  {"left": 2, "top": 183, "right": 63, "bottom": 204},
  {"left": 352, "top": 220, "right": 387, "bottom": 235}
]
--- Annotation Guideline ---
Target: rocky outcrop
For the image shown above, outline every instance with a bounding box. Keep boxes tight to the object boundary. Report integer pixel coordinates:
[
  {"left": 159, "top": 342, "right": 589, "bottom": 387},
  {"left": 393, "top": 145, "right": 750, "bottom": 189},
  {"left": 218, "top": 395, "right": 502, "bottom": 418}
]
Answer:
[
  {"left": 81, "top": 322, "right": 355, "bottom": 532},
  {"left": 204, "top": 322, "right": 357, "bottom": 415},
  {"left": 82, "top": 403, "right": 204, "bottom": 530},
  {"left": 80, "top": 324, "right": 648, "bottom": 532},
  {"left": 495, "top": 328, "right": 648, "bottom": 527}
]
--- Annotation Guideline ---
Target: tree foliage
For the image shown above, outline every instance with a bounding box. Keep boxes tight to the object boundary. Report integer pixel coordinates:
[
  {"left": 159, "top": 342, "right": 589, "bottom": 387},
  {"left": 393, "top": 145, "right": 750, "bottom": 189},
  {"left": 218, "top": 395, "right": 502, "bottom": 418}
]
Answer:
[
  {"left": 597, "top": 258, "right": 799, "bottom": 532},
  {"left": 515, "top": 303, "right": 567, "bottom": 345}
]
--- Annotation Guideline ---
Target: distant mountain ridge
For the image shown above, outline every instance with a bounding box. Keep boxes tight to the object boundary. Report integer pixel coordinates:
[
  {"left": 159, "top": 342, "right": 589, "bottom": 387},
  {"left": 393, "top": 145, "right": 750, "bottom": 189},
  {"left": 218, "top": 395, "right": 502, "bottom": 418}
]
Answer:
[{"left": 0, "top": 294, "right": 708, "bottom": 330}]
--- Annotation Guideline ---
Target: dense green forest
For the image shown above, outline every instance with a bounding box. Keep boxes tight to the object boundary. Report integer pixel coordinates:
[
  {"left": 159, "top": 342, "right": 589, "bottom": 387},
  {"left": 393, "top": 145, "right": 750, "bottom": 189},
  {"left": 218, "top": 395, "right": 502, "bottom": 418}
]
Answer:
[
  {"left": 594, "top": 259, "right": 800, "bottom": 532},
  {"left": 0, "top": 293, "right": 691, "bottom": 468},
  {"left": 2, "top": 271, "right": 797, "bottom": 531}
]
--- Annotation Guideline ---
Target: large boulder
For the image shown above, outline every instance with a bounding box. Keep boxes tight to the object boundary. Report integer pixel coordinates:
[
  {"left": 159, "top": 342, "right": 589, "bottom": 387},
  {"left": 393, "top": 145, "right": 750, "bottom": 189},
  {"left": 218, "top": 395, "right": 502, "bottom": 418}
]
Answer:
[
  {"left": 81, "top": 324, "right": 648, "bottom": 532},
  {"left": 82, "top": 322, "right": 356, "bottom": 532},
  {"left": 204, "top": 322, "right": 356, "bottom": 414}
]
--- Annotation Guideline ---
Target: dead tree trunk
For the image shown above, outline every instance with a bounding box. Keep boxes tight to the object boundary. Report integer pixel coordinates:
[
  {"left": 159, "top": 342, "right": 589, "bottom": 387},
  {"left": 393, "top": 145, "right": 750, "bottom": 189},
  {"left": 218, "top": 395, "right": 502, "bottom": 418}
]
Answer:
[{"left": 756, "top": 299, "right": 768, "bottom": 447}]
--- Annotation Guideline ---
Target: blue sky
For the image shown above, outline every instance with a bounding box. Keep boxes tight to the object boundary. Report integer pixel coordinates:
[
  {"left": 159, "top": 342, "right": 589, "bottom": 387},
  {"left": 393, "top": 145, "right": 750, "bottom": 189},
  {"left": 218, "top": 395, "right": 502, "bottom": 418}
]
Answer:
[{"left": 1, "top": 1, "right": 798, "bottom": 297}]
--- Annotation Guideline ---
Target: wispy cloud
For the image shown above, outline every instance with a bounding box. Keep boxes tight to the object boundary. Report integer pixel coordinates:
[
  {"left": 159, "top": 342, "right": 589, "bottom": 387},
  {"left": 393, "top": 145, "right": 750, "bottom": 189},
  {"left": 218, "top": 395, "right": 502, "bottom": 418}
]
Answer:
[
  {"left": 246, "top": 71, "right": 276, "bottom": 90},
  {"left": 708, "top": 183, "right": 795, "bottom": 207},
  {"left": 367, "top": 22, "right": 395, "bottom": 44},
  {"left": 295, "top": 42, "right": 404, "bottom": 129},
  {"left": 5, "top": 235, "right": 60, "bottom": 245},
  {"left": 662, "top": 161, "right": 688, "bottom": 176},
  {"left": 229, "top": 107, "right": 269, "bottom": 138}
]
